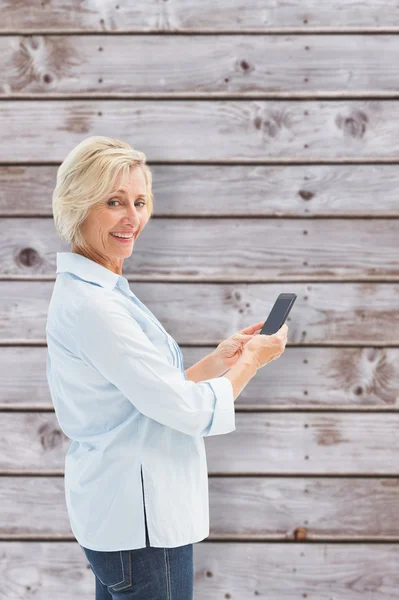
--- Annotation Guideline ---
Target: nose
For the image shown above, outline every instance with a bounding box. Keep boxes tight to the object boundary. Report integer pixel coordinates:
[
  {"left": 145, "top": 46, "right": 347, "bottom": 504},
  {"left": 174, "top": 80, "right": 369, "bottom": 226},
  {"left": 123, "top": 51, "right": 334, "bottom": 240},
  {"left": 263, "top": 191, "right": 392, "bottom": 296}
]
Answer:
[{"left": 124, "top": 202, "right": 141, "bottom": 229}]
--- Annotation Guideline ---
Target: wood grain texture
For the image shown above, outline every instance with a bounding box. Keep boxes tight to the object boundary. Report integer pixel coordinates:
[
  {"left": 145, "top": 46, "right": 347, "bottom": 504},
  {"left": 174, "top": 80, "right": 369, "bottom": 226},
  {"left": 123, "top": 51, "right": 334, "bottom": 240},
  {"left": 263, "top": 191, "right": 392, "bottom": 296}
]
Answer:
[
  {"left": 0, "top": 1, "right": 398, "bottom": 594},
  {"left": 1, "top": 35, "right": 399, "bottom": 97},
  {"left": 195, "top": 543, "right": 399, "bottom": 599},
  {"left": 2, "top": 476, "right": 399, "bottom": 540},
  {"left": 1, "top": 281, "right": 398, "bottom": 345},
  {"left": 1, "top": 542, "right": 399, "bottom": 599},
  {"left": 2, "top": 164, "right": 399, "bottom": 216},
  {"left": 2, "top": 346, "right": 398, "bottom": 410},
  {"left": 2, "top": 100, "right": 399, "bottom": 162},
  {"left": 1, "top": 217, "right": 399, "bottom": 280},
  {"left": 1, "top": 412, "right": 399, "bottom": 474},
  {"left": 1, "top": 0, "right": 399, "bottom": 31}
]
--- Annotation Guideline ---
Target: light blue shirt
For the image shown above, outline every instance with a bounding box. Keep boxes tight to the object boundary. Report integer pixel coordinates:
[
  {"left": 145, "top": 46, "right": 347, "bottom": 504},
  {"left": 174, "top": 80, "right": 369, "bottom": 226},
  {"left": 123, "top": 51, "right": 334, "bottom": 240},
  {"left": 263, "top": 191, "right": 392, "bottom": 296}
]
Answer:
[{"left": 45, "top": 251, "right": 235, "bottom": 551}]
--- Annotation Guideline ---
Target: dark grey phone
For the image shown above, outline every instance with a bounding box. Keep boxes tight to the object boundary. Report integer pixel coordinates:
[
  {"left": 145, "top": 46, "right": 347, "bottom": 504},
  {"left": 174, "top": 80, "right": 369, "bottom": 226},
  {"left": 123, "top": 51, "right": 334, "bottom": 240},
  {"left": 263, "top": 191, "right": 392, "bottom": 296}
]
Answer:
[{"left": 259, "top": 293, "right": 297, "bottom": 335}]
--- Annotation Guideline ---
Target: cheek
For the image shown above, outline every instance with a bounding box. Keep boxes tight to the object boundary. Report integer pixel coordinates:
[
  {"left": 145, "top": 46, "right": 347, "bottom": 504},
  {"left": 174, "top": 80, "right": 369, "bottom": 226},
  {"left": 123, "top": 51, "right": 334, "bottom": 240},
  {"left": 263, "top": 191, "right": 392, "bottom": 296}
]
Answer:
[{"left": 99, "top": 213, "right": 116, "bottom": 230}]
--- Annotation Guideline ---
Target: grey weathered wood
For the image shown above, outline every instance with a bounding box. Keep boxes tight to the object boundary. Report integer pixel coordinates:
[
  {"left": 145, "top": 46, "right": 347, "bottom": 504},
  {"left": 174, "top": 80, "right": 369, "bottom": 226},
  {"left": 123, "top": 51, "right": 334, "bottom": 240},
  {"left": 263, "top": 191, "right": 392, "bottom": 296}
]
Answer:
[
  {"left": 0, "top": 1, "right": 398, "bottom": 593},
  {"left": 1, "top": 281, "right": 398, "bottom": 345},
  {"left": 1, "top": 542, "right": 399, "bottom": 599},
  {"left": 205, "top": 413, "right": 399, "bottom": 474},
  {"left": 1, "top": 0, "right": 399, "bottom": 31},
  {"left": 2, "top": 346, "right": 398, "bottom": 410},
  {"left": 195, "top": 543, "right": 399, "bottom": 599},
  {"left": 1, "top": 412, "right": 399, "bottom": 474},
  {"left": 2, "top": 101, "right": 399, "bottom": 162},
  {"left": 2, "top": 164, "right": 399, "bottom": 217},
  {"left": 1, "top": 35, "right": 399, "bottom": 97},
  {"left": 2, "top": 475, "right": 399, "bottom": 540},
  {"left": 1, "top": 218, "right": 399, "bottom": 280}
]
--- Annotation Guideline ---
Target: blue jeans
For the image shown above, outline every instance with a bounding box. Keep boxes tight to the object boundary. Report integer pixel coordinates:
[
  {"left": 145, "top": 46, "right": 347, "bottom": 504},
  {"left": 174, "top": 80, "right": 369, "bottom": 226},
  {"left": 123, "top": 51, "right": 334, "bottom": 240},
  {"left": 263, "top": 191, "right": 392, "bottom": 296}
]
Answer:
[{"left": 80, "top": 468, "right": 194, "bottom": 599}]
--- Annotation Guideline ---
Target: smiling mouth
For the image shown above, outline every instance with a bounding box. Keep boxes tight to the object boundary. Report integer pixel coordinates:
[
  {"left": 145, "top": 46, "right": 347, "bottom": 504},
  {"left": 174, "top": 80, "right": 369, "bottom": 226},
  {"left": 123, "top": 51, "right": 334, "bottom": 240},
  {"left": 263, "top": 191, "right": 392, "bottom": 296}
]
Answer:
[{"left": 109, "top": 233, "right": 135, "bottom": 239}]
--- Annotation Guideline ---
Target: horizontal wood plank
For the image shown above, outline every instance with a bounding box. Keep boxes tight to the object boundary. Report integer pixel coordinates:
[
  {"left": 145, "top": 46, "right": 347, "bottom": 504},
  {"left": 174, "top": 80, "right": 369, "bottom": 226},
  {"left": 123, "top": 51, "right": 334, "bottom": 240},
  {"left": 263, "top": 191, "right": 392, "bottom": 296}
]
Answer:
[
  {"left": 1, "top": 281, "right": 398, "bottom": 345},
  {"left": 2, "top": 100, "right": 399, "bottom": 162},
  {"left": 1, "top": 412, "right": 399, "bottom": 474},
  {"left": 2, "top": 346, "right": 398, "bottom": 410},
  {"left": 2, "top": 218, "right": 399, "bottom": 280},
  {"left": 2, "top": 35, "right": 399, "bottom": 97},
  {"left": 2, "top": 164, "right": 399, "bottom": 216},
  {"left": 1, "top": 2, "right": 398, "bottom": 595},
  {"left": 1, "top": 0, "right": 399, "bottom": 31},
  {"left": 2, "top": 476, "right": 399, "bottom": 540},
  {"left": 1, "top": 542, "right": 399, "bottom": 599}
]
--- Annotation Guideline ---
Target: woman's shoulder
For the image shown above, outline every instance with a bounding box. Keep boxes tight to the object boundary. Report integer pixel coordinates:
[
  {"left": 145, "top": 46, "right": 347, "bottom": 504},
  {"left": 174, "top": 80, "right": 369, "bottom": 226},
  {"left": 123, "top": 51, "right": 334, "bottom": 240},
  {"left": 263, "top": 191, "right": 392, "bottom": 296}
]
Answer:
[{"left": 47, "top": 273, "right": 117, "bottom": 334}]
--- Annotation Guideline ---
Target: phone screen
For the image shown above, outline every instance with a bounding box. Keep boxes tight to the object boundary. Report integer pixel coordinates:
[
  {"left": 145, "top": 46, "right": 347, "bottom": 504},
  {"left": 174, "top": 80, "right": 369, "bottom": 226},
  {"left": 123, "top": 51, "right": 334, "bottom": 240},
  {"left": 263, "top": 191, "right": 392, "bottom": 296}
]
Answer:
[{"left": 260, "top": 293, "right": 296, "bottom": 335}]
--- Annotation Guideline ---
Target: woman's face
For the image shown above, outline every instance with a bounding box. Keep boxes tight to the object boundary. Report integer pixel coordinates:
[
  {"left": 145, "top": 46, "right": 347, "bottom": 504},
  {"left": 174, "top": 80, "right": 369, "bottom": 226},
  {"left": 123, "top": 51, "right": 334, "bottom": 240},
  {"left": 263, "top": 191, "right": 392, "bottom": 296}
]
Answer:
[{"left": 73, "top": 166, "right": 149, "bottom": 274}]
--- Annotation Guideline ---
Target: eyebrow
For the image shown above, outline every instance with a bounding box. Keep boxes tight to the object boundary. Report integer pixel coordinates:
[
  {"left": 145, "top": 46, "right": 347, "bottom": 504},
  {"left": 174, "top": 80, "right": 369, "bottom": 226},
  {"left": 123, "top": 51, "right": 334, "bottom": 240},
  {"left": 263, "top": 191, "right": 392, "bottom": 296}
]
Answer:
[{"left": 113, "top": 190, "right": 146, "bottom": 198}]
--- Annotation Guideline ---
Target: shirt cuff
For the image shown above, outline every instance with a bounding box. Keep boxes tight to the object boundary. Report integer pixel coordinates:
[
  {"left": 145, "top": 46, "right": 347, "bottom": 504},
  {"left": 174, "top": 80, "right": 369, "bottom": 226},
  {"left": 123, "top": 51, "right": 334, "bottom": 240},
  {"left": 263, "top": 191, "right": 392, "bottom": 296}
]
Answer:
[{"left": 202, "top": 376, "right": 236, "bottom": 437}]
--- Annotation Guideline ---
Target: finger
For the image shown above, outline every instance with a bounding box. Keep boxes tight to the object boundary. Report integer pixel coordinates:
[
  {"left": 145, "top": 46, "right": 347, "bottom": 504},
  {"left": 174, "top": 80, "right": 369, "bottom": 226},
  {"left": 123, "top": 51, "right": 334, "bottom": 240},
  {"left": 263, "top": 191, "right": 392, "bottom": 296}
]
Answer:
[{"left": 240, "top": 321, "right": 264, "bottom": 334}]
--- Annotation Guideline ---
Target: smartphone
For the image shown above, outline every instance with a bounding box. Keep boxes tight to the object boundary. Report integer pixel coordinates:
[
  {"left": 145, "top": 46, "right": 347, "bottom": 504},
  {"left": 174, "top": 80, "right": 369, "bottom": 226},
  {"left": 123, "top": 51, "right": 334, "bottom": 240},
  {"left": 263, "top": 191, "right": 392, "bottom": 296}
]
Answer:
[{"left": 259, "top": 293, "right": 297, "bottom": 335}]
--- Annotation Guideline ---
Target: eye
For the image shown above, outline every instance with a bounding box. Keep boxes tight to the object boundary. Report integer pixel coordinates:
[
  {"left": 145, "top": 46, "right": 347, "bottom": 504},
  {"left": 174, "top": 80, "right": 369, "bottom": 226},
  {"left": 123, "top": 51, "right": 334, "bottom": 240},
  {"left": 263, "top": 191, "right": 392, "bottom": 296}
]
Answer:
[{"left": 108, "top": 199, "right": 146, "bottom": 207}]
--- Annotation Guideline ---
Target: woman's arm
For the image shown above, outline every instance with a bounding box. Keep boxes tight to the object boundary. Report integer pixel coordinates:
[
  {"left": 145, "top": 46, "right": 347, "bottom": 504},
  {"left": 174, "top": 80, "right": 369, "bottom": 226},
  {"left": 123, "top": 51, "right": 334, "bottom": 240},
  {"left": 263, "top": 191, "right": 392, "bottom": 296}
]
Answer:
[
  {"left": 186, "top": 350, "right": 257, "bottom": 401},
  {"left": 73, "top": 296, "right": 235, "bottom": 438},
  {"left": 185, "top": 350, "right": 229, "bottom": 383}
]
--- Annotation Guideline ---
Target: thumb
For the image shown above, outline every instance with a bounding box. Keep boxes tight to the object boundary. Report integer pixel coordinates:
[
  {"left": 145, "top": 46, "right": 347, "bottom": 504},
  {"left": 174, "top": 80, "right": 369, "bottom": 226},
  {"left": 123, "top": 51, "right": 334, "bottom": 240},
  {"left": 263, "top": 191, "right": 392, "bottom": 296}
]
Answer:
[{"left": 239, "top": 334, "right": 254, "bottom": 341}]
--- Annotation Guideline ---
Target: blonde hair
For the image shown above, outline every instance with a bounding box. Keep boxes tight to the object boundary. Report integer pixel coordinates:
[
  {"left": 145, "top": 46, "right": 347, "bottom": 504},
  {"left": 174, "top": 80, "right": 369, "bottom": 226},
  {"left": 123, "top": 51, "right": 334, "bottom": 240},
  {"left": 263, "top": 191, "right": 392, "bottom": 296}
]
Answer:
[{"left": 52, "top": 136, "right": 154, "bottom": 249}]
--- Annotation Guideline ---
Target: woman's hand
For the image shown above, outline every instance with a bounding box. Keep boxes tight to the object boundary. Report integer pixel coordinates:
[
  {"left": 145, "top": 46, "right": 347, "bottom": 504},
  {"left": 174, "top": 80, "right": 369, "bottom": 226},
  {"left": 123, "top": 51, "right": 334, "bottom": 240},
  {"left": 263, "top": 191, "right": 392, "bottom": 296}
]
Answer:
[
  {"left": 241, "top": 323, "right": 288, "bottom": 370},
  {"left": 213, "top": 320, "right": 265, "bottom": 369}
]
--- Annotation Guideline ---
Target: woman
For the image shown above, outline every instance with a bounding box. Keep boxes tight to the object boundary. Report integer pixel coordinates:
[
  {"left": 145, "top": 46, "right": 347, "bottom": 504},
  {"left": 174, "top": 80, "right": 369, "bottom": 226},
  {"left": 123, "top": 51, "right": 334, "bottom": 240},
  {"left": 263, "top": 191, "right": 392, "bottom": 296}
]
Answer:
[{"left": 46, "top": 136, "right": 288, "bottom": 599}]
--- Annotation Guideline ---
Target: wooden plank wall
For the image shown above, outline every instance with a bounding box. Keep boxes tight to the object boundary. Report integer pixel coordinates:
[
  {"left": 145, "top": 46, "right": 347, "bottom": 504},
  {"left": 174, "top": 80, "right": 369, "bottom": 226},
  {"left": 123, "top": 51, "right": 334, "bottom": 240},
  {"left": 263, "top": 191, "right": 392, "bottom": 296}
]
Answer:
[{"left": 1, "top": 1, "right": 399, "bottom": 598}]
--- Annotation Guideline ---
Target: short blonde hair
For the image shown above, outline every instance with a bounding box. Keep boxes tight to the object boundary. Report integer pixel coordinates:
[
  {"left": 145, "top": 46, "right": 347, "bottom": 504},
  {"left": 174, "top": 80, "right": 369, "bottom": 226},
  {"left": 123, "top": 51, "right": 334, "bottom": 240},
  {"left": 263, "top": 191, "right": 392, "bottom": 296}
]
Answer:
[{"left": 52, "top": 136, "right": 154, "bottom": 249}]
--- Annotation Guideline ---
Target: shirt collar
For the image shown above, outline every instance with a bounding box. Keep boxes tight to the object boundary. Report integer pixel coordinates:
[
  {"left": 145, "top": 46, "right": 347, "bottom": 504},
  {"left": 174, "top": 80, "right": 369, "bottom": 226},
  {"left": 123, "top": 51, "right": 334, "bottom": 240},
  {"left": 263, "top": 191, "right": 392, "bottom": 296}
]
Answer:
[{"left": 56, "top": 252, "right": 128, "bottom": 292}]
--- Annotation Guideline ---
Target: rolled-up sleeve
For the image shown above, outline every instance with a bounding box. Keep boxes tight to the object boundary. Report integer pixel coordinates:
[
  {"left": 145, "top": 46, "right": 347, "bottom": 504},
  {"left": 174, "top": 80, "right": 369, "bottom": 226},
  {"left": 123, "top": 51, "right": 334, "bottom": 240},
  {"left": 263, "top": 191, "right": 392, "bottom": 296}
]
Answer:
[{"left": 74, "top": 296, "right": 235, "bottom": 438}]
